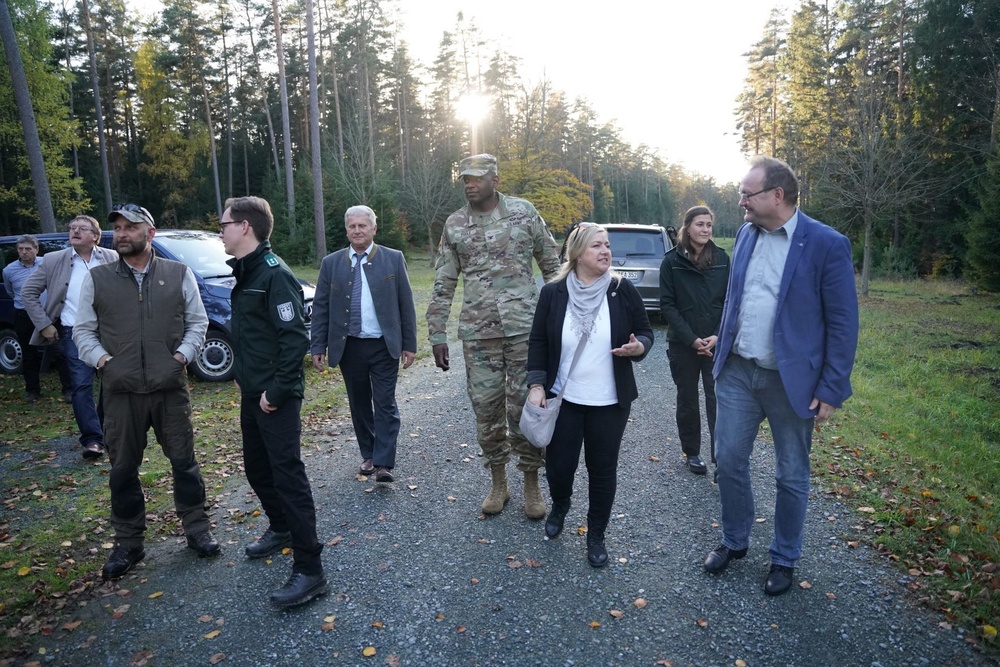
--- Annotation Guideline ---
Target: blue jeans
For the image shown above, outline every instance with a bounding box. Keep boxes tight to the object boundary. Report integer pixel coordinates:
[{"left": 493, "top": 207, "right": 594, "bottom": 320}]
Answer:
[
  {"left": 60, "top": 325, "right": 104, "bottom": 446},
  {"left": 715, "top": 355, "right": 813, "bottom": 567}
]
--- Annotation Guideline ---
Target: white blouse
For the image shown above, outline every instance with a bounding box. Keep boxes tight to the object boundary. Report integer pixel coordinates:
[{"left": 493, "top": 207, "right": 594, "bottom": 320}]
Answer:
[{"left": 550, "top": 297, "right": 618, "bottom": 406}]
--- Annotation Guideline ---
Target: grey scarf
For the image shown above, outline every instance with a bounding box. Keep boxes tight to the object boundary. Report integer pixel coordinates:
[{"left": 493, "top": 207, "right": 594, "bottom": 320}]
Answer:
[{"left": 566, "top": 269, "right": 611, "bottom": 339}]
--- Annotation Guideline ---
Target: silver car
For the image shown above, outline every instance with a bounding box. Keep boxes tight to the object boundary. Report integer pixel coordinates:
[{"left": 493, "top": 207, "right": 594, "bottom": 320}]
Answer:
[{"left": 603, "top": 223, "right": 674, "bottom": 314}]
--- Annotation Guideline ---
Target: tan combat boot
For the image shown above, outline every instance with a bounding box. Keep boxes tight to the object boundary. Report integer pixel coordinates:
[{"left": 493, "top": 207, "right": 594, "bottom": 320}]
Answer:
[
  {"left": 523, "top": 469, "right": 547, "bottom": 520},
  {"left": 481, "top": 464, "right": 510, "bottom": 515}
]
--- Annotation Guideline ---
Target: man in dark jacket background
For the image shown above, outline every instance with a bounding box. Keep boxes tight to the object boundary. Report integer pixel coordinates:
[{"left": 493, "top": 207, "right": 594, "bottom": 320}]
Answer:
[
  {"left": 73, "top": 203, "right": 218, "bottom": 581},
  {"left": 221, "top": 195, "right": 327, "bottom": 609}
]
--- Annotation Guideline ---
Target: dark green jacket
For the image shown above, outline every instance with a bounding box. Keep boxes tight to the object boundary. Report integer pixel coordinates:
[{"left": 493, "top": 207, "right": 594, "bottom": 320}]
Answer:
[
  {"left": 227, "top": 241, "right": 308, "bottom": 406},
  {"left": 658, "top": 242, "right": 730, "bottom": 346}
]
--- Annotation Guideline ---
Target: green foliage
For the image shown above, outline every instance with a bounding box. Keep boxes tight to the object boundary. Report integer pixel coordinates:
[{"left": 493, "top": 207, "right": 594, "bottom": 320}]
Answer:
[
  {"left": 0, "top": 0, "right": 86, "bottom": 227},
  {"left": 966, "top": 153, "right": 1000, "bottom": 292},
  {"left": 501, "top": 158, "right": 592, "bottom": 235}
]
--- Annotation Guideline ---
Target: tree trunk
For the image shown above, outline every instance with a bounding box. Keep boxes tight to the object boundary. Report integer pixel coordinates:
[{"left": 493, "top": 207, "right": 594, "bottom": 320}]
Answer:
[
  {"left": 306, "top": 0, "right": 326, "bottom": 261},
  {"left": 861, "top": 209, "right": 873, "bottom": 297},
  {"left": 81, "top": 0, "right": 113, "bottom": 212},
  {"left": 0, "top": 0, "right": 56, "bottom": 231},
  {"left": 203, "top": 82, "right": 223, "bottom": 220},
  {"left": 273, "top": 0, "right": 295, "bottom": 218}
]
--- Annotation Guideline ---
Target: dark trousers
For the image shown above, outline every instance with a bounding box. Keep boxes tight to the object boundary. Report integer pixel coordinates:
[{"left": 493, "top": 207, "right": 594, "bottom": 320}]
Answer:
[
  {"left": 667, "top": 342, "right": 717, "bottom": 461},
  {"left": 14, "top": 309, "right": 41, "bottom": 395},
  {"left": 240, "top": 395, "right": 323, "bottom": 575},
  {"left": 59, "top": 325, "right": 104, "bottom": 446},
  {"left": 544, "top": 400, "right": 631, "bottom": 536},
  {"left": 104, "top": 387, "right": 210, "bottom": 547},
  {"left": 339, "top": 337, "right": 402, "bottom": 468}
]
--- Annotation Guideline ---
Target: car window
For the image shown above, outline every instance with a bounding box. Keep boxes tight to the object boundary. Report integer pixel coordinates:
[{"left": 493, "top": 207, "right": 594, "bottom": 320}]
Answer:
[
  {"left": 607, "top": 230, "right": 666, "bottom": 256},
  {"left": 154, "top": 233, "right": 233, "bottom": 278}
]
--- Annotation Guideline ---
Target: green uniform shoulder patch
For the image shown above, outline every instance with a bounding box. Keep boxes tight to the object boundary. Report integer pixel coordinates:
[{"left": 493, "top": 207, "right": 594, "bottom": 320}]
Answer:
[{"left": 265, "top": 253, "right": 280, "bottom": 267}]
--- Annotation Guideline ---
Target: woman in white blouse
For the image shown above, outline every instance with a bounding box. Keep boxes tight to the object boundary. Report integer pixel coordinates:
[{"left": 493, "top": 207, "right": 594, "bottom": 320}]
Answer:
[{"left": 526, "top": 223, "right": 654, "bottom": 567}]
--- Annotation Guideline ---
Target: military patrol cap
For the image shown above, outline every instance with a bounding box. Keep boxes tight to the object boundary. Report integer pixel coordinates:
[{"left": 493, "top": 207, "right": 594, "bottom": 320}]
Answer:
[
  {"left": 108, "top": 203, "right": 155, "bottom": 227},
  {"left": 458, "top": 154, "right": 498, "bottom": 177}
]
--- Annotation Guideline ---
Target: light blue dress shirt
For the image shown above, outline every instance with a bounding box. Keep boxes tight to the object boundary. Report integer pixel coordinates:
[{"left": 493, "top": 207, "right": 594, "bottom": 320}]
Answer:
[
  {"left": 732, "top": 210, "right": 799, "bottom": 369},
  {"left": 353, "top": 243, "right": 383, "bottom": 339}
]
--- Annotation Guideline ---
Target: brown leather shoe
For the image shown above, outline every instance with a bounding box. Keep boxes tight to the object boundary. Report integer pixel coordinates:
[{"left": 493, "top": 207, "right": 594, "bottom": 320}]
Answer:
[
  {"left": 359, "top": 458, "right": 375, "bottom": 475},
  {"left": 375, "top": 467, "right": 394, "bottom": 483}
]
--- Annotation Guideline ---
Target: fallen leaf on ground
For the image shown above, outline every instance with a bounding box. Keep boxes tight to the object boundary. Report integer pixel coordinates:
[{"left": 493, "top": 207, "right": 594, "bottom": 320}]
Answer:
[
  {"left": 588, "top": 621, "right": 601, "bottom": 629},
  {"left": 609, "top": 610, "right": 624, "bottom": 619},
  {"left": 799, "top": 581, "right": 812, "bottom": 589},
  {"left": 371, "top": 620, "right": 383, "bottom": 628},
  {"left": 507, "top": 560, "right": 522, "bottom": 569},
  {"left": 524, "top": 559, "right": 542, "bottom": 568},
  {"left": 634, "top": 598, "right": 647, "bottom": 608},
  {"left": 148, "top": 591, "right": 164, "bottom": 599},
  {"left": 456, "top": 626, "right": 466, "bottom": 633},
  {"left": 198, "top": 615, "right": 213, "bottom": 623},
  {"left": 648, "top": 455, "right": 660, "bottom": 462},
  {"left": 470, "top": 578, "right": 479, "bottom": 584},
  {"left": 825, "top": 593, "right": 836, "bottom": 600},
  {"left": 362, "top": 646, "right": 377, "bottom": 657},
  {"left": 209, "top": 653, "right": 226, "bottom": 664},
  {"left": 696, "top": 619, "right": 708, "bottom": 628},
  {"left": 203, "top": 630, "right": 221, "bottom": 639},
  {"left": 735, "top": 660, "right": 747, "bottom": 667}
]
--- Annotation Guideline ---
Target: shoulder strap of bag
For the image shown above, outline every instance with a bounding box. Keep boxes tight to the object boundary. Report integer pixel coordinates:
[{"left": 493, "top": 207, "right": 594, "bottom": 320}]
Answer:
[{"left": 553, "top": 300, "right": 604, "bottom": 401}]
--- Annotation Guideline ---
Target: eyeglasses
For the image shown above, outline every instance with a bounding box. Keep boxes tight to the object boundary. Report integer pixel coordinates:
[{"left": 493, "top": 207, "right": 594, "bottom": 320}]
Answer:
[
  {"left": 219, "top": 219, "right": 244, "bottom": 231},
  {"left": 737, "top": 186, "right": 776, "bottom": 202},
  {"left": 68, "top": 224, "right": 95, "bottom": 233}
]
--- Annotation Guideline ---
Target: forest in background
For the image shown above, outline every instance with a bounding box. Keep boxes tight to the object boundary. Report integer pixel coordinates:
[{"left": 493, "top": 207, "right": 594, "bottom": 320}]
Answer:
[{"left": 1, "top": 0, "right": 999, "bottom": 292}]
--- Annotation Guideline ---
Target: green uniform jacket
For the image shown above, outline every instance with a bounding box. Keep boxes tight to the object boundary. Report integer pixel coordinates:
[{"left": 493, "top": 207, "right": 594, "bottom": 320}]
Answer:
[
  {"left": 426, "top": 192, "right": 560, "bottom": 344},
  {"left": 227, "top": 241, "right": 308, "bottom": 406},
  {"left": 658, "top": 242, "right": 730, "bottom": 347}
]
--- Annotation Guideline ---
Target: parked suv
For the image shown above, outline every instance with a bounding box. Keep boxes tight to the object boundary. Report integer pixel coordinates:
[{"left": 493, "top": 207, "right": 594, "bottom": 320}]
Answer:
[
  {"left": 565, "top": 224, "right": 673, "bottom": 315},
  {"left": 0, "top": 230, "right": 314, "bottom": 382}
]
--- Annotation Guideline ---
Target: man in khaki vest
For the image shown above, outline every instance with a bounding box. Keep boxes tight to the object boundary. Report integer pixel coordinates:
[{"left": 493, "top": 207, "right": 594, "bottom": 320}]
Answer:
[{"left": 73, "top": 204, "right": 219, "bottom": 580}]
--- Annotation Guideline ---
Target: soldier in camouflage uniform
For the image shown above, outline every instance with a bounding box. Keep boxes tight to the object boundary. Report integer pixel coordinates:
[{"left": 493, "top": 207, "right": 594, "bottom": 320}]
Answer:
[{"left": 427, "top": 154, "right": 561, "bottom": 519}]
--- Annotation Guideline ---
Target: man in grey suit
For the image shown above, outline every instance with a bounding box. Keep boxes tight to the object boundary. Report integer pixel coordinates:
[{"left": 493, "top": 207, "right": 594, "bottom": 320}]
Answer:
[
  {"left": 311, "top": 205, "right": 417, "bottom": 483},
  {"left": 22, "top": 215, "right": 118, "bottom": 459}
]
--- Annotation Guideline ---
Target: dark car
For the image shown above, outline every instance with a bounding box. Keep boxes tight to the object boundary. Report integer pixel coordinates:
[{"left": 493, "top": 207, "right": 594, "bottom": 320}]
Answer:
[{"left": 0, "top": 230, "right": 314, "bottom": 382}]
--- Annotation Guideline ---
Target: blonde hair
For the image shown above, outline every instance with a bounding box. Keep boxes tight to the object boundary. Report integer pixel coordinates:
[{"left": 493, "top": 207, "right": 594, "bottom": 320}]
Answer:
[{"left": 555, "top": 223, "right": 620, "bottom": 285}]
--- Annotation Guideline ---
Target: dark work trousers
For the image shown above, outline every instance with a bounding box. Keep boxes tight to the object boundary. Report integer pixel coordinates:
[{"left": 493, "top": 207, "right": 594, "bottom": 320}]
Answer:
[
  {"left": 240, "top": 395, "right": 323, "bottom": 576},
  {"left": 339, "top": 336, "right": 402, "bottom": 469},
  {"left": 667, "top": 342, "right": 717, "bottom": 462},
  {"left": 104, "top": 387, "right": 211, "bottom": 547},
  {"left": 544, "top": 399, "right": 631, "bottom": 537},
  {"left": 13, "top": 308, "right": 41, "bottom": 395}
]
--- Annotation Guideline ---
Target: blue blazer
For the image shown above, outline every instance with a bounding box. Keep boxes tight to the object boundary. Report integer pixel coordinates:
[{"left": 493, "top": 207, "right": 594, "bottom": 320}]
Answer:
[
  {"left": 713, "top": 213, "right": 859, "bottom": 419},
  {"left": 310, "top": 244, "right": 417, "bottom": 367}
]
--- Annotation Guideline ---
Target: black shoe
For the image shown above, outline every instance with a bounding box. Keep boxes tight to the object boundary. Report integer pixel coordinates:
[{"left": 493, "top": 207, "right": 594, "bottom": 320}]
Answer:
[
  {"left": 375, "top": 467, "right": 394, "bottom": 483},
  {"left": 686, "top": 455, "right": 707, "bottom": 475},
  {"left": 245, "top": 528, "right": 292, "bottom": 559},
  {"left": 25, "top": 392, "right": 40, "bottom": 403},
  {"left": 764, "top": 564, "right": 795, "bottom": 596},
  {"left": 587, "top": 534, "right": 609, "bottom": 568},
  {"left": 81, "top": 442, "right": 105, "bottom": 459},
  {"left": 102, "top": 544, "right": 145, "bottom": 580},
  {"left": 544, "top": 501, "right": 570, "bottom": 538},
  {"left": 186, "top": 531, "right": 221, "bottom": 557},
  {"left": 62, "top": 390, "right": 73, "bottom": 403},
  {"left": 704, "top": 544, "right": 747, "bottom": 573},
  {"left": 270, "top": 572, "right": 329, "bottom": 608}
]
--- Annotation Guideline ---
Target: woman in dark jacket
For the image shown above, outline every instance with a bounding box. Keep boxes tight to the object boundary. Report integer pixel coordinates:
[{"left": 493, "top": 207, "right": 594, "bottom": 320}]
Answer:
[
  {"left": 526, "top": 223, "right": 653, "bottom": 567},
  {"left": 659, "top": 206, "right": 730, "bottom": 475}
]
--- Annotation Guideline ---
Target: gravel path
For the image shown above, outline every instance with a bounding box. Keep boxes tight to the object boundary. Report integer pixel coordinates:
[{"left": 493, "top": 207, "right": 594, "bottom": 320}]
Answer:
[{"left": 22, "top": 325, "right": 990, "bottom": 667}]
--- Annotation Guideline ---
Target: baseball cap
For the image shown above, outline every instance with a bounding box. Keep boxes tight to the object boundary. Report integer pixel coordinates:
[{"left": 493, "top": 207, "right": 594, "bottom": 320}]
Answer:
[
  {"left": 108, "top": 203, "right": 155, "bottom": 227},
  {"left": 458, "top": 154, "right": 498, "bottom": 177}
]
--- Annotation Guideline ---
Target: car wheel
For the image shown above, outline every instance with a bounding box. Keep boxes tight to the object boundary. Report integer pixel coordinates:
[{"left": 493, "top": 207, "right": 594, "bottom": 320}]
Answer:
[
  {"left": 191, "top": 330, "right": 235, "bottom": 382},
  {"left": 0, "top": 327, "right": 22, "bottom": 375}
]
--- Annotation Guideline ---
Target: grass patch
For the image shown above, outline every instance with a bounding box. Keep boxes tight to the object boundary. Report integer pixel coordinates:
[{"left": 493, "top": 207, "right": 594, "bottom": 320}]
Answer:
[{"left": 812, "top": 279, "right": 999, "bottom": 645}]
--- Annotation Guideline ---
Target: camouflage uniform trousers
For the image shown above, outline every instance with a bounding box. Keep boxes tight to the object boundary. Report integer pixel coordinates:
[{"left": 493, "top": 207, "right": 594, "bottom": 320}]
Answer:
[{"left": 462, "top": 333, "right": 543, "bottom": 472}]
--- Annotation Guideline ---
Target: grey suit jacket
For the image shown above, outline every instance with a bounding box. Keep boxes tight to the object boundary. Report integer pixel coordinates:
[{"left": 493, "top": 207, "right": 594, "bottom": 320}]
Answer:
[
  {"left": 310, "top": 244, "right": 417, "bottom": 366},
  {"left": 21, "top": 245, "right": 119, "bottom": 345}
]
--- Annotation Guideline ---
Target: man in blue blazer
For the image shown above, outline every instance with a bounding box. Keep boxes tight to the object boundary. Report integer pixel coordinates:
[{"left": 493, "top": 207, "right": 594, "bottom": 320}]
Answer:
[
  {"left": 311, "top": 205, "right": 417, "bottom": 483},
  {"left": 703, "top": 156, "right": 859, "bottom": 596}
]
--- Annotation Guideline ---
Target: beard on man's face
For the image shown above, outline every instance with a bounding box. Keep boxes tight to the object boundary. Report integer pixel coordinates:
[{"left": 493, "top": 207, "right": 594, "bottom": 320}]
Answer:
[{"left": 117, "top": 237, "right": 148, "bottom": 257}]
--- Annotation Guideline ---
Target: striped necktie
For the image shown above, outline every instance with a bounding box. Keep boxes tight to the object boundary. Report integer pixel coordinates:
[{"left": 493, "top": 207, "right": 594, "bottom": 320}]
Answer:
[{"left": 349, "top": 251, "right": 366, "bottom": 336}]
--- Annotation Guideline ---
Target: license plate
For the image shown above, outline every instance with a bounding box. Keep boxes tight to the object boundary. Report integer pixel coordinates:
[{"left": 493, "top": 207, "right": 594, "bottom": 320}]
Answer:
[{"left": 619, "top": 270, "right": 641, "bottom": 281}]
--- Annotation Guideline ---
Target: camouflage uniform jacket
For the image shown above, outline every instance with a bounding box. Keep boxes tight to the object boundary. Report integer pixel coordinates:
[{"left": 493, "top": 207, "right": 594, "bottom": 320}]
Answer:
[{"left": 427, "top": 192, "right": 560, "bottom": 344}]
